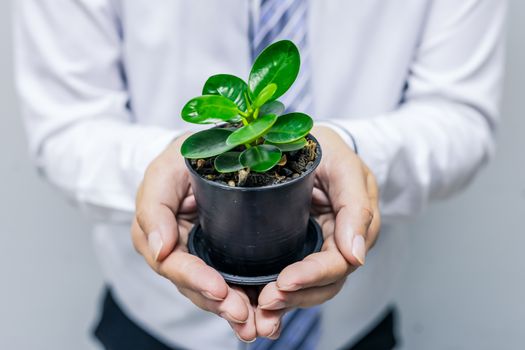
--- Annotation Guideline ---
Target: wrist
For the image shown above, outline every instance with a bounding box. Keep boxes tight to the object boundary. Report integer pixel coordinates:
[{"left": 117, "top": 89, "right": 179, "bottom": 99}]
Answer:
[
  {"left": 150, "top": 131, "right": 193, "bottom": 176},
  {"left": 314, "top": 122, "right": 358, "bottom": 154}
]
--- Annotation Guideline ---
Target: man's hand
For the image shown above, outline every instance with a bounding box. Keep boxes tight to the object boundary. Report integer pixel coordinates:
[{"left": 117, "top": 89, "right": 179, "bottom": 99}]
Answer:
[
  {"left": 255, "top": 125, "right": 381, "bottom": 338},
  {"left": 131, "top": 127, "right": 379, "bottom": 341},
  {"left": 131, "top": 133, "right": 257, "bottom": 342}
]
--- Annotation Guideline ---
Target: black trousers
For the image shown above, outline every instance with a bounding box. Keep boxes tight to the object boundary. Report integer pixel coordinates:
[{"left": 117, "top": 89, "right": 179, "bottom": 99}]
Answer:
[{"left": 94, "top": 289, "right": 397, "bottom": 350}]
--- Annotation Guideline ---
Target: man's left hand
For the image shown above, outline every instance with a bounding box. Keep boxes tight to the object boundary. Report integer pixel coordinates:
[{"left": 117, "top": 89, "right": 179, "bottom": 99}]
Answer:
[{"left": 254, "top": 125, "right": 381, "bottom": 338}]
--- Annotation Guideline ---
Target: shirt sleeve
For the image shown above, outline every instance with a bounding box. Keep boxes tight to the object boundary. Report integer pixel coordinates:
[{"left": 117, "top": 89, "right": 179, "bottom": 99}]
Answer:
[
  {"left": 323, "top": 0, "right": 506, "bottom": 222},
  {"left": 14, "top": 0, "right": 182, "bottom": 222}
]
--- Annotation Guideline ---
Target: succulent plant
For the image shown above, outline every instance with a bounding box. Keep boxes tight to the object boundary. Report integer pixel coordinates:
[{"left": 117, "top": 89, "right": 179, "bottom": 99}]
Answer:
[{"left": 180, "top": 40, "right": 313, "bottom": 173}]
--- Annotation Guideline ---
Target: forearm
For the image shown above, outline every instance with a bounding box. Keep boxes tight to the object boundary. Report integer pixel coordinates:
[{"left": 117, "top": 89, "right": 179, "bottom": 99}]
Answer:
[
  {"left": 326, "top": 98, "right": 495, "bottom": 221},
  {"left": 321, "top": 0, "right": 505, "bottom": 222},
  {"left": 36, "top": 118, "right": 180, "bottom": 218},
  {"left": 14, "top": 0, "right": 182, "bottom": 220}
]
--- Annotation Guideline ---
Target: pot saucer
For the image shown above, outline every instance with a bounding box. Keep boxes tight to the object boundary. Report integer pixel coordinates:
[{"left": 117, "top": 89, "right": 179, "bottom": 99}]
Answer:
[{"left": 187, "top": 217, "right": 324, "bottom": 286}]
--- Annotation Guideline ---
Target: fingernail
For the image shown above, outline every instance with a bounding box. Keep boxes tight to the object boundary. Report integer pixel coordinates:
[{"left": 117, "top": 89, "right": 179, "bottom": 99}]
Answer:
[
  {"left": 201, "top": 291, "right": 224, "bottom": 301},
  {"left": 148, "top": 231, "right": 163, "bottom": 261},
  {"left": 352, "top": 235, "right": 366, "bottom": 265},
  {"left": 220, "top": 312, "right": 247, "bottom": 324},
  {"left": 235, "top": 332, "right": 256, "bottom": 343},
  {"left": 277, "top": 283, "right": 300, "bottom": 292},
  {"left": 259, "top": 300, "right": 286, "bottom": 310},
  {"left": 268, "top": 322, "right": 281, "bottom": 339}
]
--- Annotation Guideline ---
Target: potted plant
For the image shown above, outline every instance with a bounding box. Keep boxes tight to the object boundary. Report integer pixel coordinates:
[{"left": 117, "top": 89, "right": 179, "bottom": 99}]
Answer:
[{"left": 181, "top": 40, "right": 322, "bottom": 285}]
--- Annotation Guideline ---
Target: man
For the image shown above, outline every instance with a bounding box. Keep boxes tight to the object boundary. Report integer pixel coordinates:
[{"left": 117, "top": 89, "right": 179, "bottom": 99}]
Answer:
[{"left": 14, "top": 0, "right": 505, "bottom": 349}]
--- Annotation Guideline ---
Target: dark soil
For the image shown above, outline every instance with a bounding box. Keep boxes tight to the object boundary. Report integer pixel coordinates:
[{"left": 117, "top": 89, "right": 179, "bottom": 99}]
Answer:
[{"left": 189, "top": 137, "right": 319, "bottom": 187}]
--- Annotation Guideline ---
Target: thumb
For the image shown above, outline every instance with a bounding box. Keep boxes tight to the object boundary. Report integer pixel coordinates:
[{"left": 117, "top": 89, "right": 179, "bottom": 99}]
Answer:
[
  {"left": 134, "top": 139, "right": 192, "bottom": 262},
  {"left": 137, "top": 202, "right": 179, "bottom": 262},
  {"left": 135, "top": 179, "right": 180, "bottom": 262},
  {"left": 320, "top": 157, "right": 373, "bottom": 267}
]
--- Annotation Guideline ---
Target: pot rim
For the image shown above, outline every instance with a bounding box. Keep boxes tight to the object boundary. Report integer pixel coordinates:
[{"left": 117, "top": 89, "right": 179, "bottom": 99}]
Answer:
[{"left": 184, "top": 133, "right": 322, "bottom": 192}]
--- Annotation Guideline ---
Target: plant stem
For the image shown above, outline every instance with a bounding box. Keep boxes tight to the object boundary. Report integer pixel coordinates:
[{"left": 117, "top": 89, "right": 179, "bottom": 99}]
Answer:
[
  {"left": 244, "top": 91, "right": 251, "bottom": 109},
  {"left": 238, "top": 110, "right": 250, "bottom": 118}
]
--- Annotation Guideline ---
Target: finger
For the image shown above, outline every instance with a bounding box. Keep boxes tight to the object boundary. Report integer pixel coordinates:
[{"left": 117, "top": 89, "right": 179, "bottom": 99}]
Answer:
[
  {"left": 139, "top": 139, "right": 191, "bottom": 215},
  {"left": 334, "top": 201, "right": 373, "bottom": 266},
  {"left": 316, "top": 160, "right": 371, "bottom": 266},
  {"left": 313, "top": 127, "right": 377, "bottom": 265},
  {"left": 175, "top": 219, "right": 196, "bottom": 249},
  {"left": 229, "top": 287, "right": 257, "bottom": 343},
  {"left": 179, "top": 286, "right": 249, "bottom": 325},
  {"left": 255, "top": 302, "right": 286, "bottom": 338},
  {"left": 314, "top": 213, "right": 335, "bottom": 239},
  {"left": 314, "top": 175, "right": 321, "bottom": 189},
  {"left": 131, "top": 214, "right": 178, "bottom": 264},
  {"left": 135, "top": 202, "right": 179, "bottom": 262},
  {"left": 330, "top": 163, "right": 373, "bottom": 266},
  {"left": 311, "top": 187, "right": 332, "bottom": 217},
  {"left": 267, "top": 321, "right": 283, "bottom": 340},
  {"left": 158, "top": 250, "right": 230, "bottom": 301},
  {"left": 131, "top": 216, "right": 146, "bottom": 255},
  {"left": 366, "top": 172, "right": 381, "bottom": 250},
  {"left": 273, "top": 237, "right": 354, "bottom": 292},
  {"left": 179, "top": 194, "right": 197, "bottom": 214},
  {"left": 259, "top": 280, "right": 345, "bottom": 311},
  {"left": 312, "top": 186, "right": 331, "bottom": 207},
  {"left": 135, "top": 153, "right": 191, "bottom": 261},
  {"left": 176, "top": 212, "right": 199, "bottom": 224},
  {"left": 132, "top": 222, "right": 229, "bottom": 301}
]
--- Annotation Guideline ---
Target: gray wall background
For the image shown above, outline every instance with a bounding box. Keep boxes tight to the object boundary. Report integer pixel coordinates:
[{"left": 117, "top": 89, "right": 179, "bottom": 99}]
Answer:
[{"left": 0, "top": 1, "right": 523, "bottom": 349}]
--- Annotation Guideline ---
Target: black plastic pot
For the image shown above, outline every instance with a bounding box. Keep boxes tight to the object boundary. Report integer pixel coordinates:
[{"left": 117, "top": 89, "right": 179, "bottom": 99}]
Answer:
[{"left": 186, "top": 135, "right": 322, "bottom": 278}]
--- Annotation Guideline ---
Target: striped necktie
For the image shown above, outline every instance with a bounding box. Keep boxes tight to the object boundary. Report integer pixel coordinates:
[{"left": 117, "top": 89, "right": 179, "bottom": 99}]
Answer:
[
  {"left": 247, "top": 1, "right": 321, "bottom": 349},
  {"left": 250, "top": 0, "right": 314, "bottom": 114}
]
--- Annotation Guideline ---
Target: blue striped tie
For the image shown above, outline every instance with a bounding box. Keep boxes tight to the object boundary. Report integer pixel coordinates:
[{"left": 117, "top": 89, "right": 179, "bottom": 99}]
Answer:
[
  {"left": 247, "top": 1, "right": 321, "bottom": 349},
  {"left": 250, "top": 0, "right": 314, "bottom": 114}
]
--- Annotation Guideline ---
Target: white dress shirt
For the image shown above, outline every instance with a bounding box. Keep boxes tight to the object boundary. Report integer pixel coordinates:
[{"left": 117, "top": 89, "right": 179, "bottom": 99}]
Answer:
[{"left": 14, "top": 1, "right": 505, "bottom": 349}]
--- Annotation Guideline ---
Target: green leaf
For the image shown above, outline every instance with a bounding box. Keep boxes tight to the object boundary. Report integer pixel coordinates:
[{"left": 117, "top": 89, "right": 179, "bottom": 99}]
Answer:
[
  {"left": 240, "top": 145, "right": 282, "bottom": 173},
  {"left": 264, "top": 113, "right": 313, "bottom": 143},
  {"left": 202, "top": 74, "right": 248, "bottom": 112},
  {"left": 248, "top": 40, "right": 300, "bottom": 101},
  {"left": 259, "top": 100, "right": 285, "bottom": 117},
  {"left": 252, "top": 83, "right": 277, "bottom": 109},
  {"left": 182, "top": 95, "right": 240, "bottom": 124},
  {"left": 265, "top": 137, "right": 307, "bottom": 152},
  {"left": 214, "top": 152, "right": 244, "bottom": 173},
  {"left": 181, "top": 129, "right": 235, "bottom": 159},
  {"left": 226, "top": 114, "right": 277, "bottom": 146}
]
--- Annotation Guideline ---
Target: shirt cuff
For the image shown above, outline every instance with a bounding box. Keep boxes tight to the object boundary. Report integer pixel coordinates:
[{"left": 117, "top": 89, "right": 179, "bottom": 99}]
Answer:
[{"left": 316, "top": 120, "right": 358, "bottom": 154}]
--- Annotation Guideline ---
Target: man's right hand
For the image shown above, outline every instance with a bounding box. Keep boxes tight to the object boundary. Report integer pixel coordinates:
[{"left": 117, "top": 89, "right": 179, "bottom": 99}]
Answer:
[{"left": 131, "top": 133, "right": 257, "bottom": 343}]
